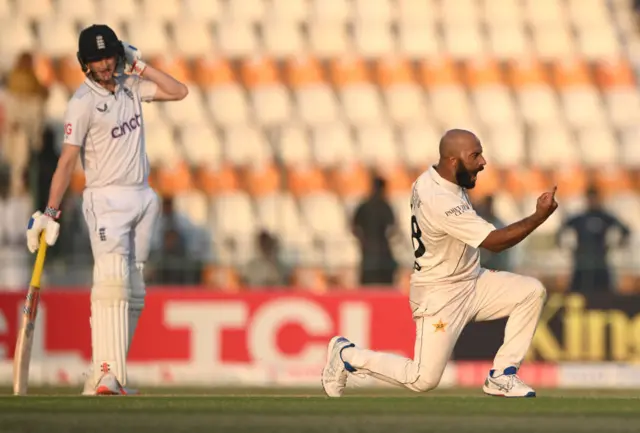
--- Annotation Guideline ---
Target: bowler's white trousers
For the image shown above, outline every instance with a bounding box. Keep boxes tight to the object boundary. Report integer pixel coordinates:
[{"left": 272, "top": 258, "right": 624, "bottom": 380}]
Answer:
[{"left": 342, "top": 269, "right": 547, "bottom": 392}]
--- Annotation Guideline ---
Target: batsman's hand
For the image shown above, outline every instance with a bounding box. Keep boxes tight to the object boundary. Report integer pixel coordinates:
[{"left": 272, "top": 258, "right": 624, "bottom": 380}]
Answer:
[
  {"left": 26, "top": 211, "right": 60, "bottom": 253},
  {"left": 534, "top": 185, "right": 559, "bottom": 221},
  {"left": 121, "top": 41, "right": 147, "bottom": 76}
]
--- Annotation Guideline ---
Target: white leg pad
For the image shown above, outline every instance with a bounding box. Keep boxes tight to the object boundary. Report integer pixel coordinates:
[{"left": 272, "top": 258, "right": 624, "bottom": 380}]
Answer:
[
  {"left": 128, "top": 261, "right": 146, "bottom": 355},
  {"left": 91, "top": 253, "right": 130, "bottom": 387}
]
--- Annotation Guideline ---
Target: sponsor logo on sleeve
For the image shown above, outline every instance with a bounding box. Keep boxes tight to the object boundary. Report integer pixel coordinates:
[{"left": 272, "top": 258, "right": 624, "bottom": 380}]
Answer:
[
  {"left": 64, "top": 123, "right": 72, "bottom": 140},
  {"left": 445, "top": 203, "right": 471, "bottom": 217}
]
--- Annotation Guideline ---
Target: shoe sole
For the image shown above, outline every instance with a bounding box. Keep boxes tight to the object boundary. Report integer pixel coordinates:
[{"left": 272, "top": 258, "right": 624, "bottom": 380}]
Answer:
[
  {"left": 95, "top": 385, "right": 121, "bottom": 396},
  {"left": 483, "top": 386, "right": 536, "bottom": 398},
  {"left": 321, "top": 336, "right": 343, "bottom": 397}
]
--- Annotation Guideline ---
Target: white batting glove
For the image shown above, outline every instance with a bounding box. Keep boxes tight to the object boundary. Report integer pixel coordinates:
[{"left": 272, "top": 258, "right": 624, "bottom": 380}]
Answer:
[
  {"left": 26, "top": 210, "right": 60, "bottom": 253},
  {"left": 121, "top": 42, "right": 147, "bottom": 76}
]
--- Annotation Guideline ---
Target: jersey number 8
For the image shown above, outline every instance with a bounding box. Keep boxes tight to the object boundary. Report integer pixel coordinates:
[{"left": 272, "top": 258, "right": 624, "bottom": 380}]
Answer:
[{"left": 411, "top": 215, "right": 426, "bottom": 259}]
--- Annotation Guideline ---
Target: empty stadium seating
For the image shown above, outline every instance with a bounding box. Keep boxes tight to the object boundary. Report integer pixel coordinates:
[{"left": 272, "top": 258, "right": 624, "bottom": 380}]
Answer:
[{"left": 1, "top": 0, "right": 640, "bottom": 292}]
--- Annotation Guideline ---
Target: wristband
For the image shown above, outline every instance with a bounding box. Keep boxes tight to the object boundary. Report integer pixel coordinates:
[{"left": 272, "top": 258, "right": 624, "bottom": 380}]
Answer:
[
  {"left": 131, "top": 60, "right": 147, "bottom": 76},
  {"left": 44, "top": 206, "right": 61, "bottom": 220}
]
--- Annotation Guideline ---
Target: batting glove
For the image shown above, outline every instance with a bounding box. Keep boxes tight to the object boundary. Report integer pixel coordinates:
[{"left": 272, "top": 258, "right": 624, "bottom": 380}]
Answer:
[
  {"left": 121, "top": 42, "right": 147, "bottom": 76},
  {"left": 26, "top": 209, "right": 60, "bottom": 253}
]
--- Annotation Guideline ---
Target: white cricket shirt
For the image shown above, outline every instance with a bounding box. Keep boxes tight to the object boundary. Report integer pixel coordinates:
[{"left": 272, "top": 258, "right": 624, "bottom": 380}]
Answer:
[
  {"left": 63, "top": 75, "right": 158, "bottom": 189},
  {"left": 409, "top": 166, "right": 496, "bottom": 288}
]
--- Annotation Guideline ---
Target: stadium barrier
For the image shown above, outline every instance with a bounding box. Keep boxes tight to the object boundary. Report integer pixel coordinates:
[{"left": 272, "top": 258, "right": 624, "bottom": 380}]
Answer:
[{"left": 1, "top": 289, "right": 639, "bottom": 389}]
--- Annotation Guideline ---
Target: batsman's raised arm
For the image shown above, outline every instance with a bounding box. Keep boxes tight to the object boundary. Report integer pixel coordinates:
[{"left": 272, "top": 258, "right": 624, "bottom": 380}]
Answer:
[{"left": 121, "top": 43, "right": 188, "bottom": 102}]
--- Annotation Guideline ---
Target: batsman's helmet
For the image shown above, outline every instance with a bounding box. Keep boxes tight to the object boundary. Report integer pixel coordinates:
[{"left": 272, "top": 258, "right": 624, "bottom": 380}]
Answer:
[{"left": 77, "top": 24, "right": 125, "bottom": 73}]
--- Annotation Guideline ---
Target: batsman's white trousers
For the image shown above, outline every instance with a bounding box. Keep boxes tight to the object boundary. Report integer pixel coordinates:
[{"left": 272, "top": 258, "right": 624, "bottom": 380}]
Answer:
[
  {"left": 82, "top": 185, "right": 160, "bottom": 262},
  {"left": 81, "top": 185, "right": 159, "bottom": 387},
  {"left": 342, "top": 269, "right": 547, "bottom": 392}
]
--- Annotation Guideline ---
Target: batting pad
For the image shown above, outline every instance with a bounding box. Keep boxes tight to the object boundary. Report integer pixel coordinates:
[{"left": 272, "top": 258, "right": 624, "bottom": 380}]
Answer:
[
  {"left": 91, "top": 253, "right": 130, "bottom": 387},
  {"left": 128, "top": 261, "right": 146, "bottom": 355}
]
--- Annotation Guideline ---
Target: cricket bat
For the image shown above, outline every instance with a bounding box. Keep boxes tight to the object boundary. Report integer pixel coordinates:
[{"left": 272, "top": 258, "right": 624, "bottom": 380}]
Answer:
[{"left": 13, "top": 233, "right": 49, "bottom": 395}]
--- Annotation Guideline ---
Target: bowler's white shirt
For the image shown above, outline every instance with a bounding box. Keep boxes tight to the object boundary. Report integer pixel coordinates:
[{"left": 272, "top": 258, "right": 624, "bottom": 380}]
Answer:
[
  {"left": 410, "top": 166, "right": 496, "bottom": 287},
  {"left": 63, "top": 75, "right": 158, "bottom": 189}
]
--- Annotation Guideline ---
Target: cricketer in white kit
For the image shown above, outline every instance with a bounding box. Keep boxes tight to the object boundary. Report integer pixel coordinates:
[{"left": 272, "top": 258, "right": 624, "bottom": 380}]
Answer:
[
  {"left": 25, "top": 24, "right": 188, "bottom": 395},
  {"left": 322, "top": 129, "right": 559, "bottom": 398}
]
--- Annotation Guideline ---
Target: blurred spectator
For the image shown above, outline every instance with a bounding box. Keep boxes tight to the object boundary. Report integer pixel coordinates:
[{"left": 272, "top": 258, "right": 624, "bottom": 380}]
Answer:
[
  {"left": 148, "top": 197, "right": 204, "bottom": 285},
  {"left": 475, "top": 195, "right": 512, "bottom": 271},
  {"left": 147, "top": 227, "right": 202, "bottom": 285},
  {"left": 352, "top": 176, "right": 398, "bottom": 285},
  {"left": 152, "top": 196, "right": 212, "bottom": 261},
  {"left": 3, "top": 52, "right": 48, "bottom": 196},
  {"left": 242, "top": 231, "right": 290, "bottom": 288},
  {"left": 556, "top": 185, "right": 630, "bottom": 293},
  {"left": 0, "top": 168, "right": 31, "bottom": 290}
]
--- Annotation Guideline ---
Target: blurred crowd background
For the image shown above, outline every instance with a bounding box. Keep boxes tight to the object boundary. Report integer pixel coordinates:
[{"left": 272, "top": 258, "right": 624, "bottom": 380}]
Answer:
[{"left": 0, "top": 0, "right": 639, "bottom": 294}]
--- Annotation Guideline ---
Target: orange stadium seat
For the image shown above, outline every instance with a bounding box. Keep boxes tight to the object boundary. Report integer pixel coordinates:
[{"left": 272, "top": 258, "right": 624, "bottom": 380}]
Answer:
[
  {"left": 462, "top": 57, "right": 503, "bottom": 87},
  {"left": 418, "top": 56, "right": 461, "bottom": 88},
  {"left": 550, "top": 58, "right": 592, "bottom": 89},
  {"left": 287, "top": 165, "right": 328, "bottom": 197},
  {"left": 285, "top": 55, "right": 325, "bottom": 87},
  {"left": 505, "top": 167, "right": 550, "bottom": 199},
  {"left": 240, "top": 55, "right": 280, "bottom": 88},
  {"left": 57, "top": 55, "right": 86, "bottom": 91},
  {"left": 155, "top": 161, "right": 194, "bottom": 197},
  {"left": 329, "top": 162, "right": 371, "bottom": 202},
  {"left": 593, "top": 168, "right": 633, "bottom": 198},
  {"left": 506, "top": 58, "right": 550, "bottom": 88},
  {"left": 196, "top": 163, "right": 241, "bottom": 196},
  {"left": 149, "top": 55, "right": 193, "bottom": 84},
  {"left": 552, "top": 166, "right": 590, "bottom": 199},
  {"left": 377, "top": 164, "right": 413, "bottom": 197},
  {"left": 594, "top": 58, "right": 636, "bottom": 89},
  {"left": 375, "top": 56, "right": 416, "bottom": 87},
  {"left": 192, "top": 56, "right": 236, "bottom": 89},
  {"left": 242, "top": 162, "right": 281, "bottom": 197}
]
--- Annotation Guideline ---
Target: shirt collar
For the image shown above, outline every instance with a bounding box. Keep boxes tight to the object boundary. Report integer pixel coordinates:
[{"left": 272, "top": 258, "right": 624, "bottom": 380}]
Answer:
[
  {"left": 428, "top": 165, "right": 462, "bottom": 194},
  {"left": 84, "top": 76, "right": 122, "bottom": 97}
]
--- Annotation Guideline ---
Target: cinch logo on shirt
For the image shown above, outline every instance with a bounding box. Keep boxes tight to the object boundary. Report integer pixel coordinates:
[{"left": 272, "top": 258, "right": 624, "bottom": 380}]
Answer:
[
  {"left": 111, "top": 114, "right": 142, "bottom": 139},
  {"left": 445, "top": 203, "right": 471, "bottom": 217}
]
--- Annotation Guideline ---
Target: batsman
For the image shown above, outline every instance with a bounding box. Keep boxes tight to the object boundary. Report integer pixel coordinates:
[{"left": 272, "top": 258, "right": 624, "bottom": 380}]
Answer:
[
  {"left": 25, "top": 24, "right": 188, "bottom": 395},
  {"left": 322, "top": 129, "right": 558, "bottom": 398}
]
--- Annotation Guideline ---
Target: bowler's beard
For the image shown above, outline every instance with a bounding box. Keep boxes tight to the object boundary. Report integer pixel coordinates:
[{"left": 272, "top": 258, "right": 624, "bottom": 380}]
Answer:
[{"left": 456, "top": 164, "right": 478, "bottom": 189}]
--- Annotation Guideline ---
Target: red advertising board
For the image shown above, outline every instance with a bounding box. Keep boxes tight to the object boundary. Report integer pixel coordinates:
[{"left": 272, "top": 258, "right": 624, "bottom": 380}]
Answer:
[{"left": 0, "top": 289, "right": 560, "bottom": 388}]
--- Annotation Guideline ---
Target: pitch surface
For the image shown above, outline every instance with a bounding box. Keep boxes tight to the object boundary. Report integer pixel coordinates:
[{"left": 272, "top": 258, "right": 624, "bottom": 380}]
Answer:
[{"left": 0, "top": 387, "right": 639, "bottom": 433}]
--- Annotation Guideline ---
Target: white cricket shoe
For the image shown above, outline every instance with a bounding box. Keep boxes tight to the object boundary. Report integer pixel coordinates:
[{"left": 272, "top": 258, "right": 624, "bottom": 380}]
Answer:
[
  {"left": 82, "top": 370, "right": 138, "bottom": 396},
  {"left": 321, "top": 336, "right": 355, "bottom": 398},
  {"left": 483, "top": 367, "right": 536, "bottom": 398}
]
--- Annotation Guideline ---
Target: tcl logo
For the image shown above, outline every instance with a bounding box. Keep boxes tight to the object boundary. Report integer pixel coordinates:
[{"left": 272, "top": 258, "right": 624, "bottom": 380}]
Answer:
[
  {"left": 64, "top": 123, "right": 72, "bottom": 135},
  {"left": 111, "top": 114, "right": 141, "bottom": 138}
]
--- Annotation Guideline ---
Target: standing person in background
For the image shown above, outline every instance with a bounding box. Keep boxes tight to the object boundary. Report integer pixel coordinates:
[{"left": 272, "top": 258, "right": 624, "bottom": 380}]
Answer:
[
  {"left": 25, "top": 24, "right": 188, "bottom": 396},
  {"left": 242, "top": 230, "right": 289, "bottom": 288},
  {"left": 3, "top": 52, "right": 48, "bottom": 197},
  {"left": 556, "top": 185, "right": 630, "bottom": 293},
  {"left": 352, "top": 176, "right": 398, "bottom": 286}
]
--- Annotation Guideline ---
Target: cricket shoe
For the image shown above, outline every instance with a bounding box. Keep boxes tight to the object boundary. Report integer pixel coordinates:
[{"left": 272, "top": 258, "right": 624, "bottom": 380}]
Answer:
[
  {"left": 83, "top": 372, "right": 138, "bottom": 396},
  {"left": 321, "top": 336, "right": 355, "bottom": 398},
  {"left": 482, "top": 366, "right": 536, "bottom": 398}
]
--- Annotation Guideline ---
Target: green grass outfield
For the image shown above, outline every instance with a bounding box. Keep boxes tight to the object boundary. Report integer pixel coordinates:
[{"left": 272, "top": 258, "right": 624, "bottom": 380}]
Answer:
[{"left": 1, "top": 387, "right": 639, "bottom": 433}]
